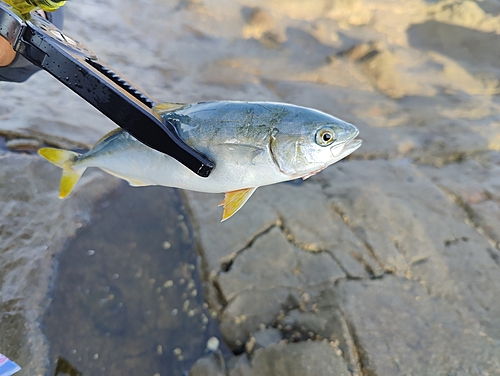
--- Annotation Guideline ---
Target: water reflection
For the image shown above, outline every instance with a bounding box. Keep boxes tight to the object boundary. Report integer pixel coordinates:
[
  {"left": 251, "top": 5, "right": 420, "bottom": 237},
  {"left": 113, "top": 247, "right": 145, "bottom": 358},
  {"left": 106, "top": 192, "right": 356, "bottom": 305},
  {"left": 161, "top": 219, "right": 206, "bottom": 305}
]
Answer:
[{"left": 43, "top": 183, "right": 225, "bottom": 375}]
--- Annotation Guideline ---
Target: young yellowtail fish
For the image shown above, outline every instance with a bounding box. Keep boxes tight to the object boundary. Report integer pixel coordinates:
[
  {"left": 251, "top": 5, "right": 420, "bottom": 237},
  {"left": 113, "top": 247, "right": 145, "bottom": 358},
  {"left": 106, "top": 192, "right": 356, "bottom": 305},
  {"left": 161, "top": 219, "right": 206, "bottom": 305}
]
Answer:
[{"left": 39, "top": 101, "right": 361, "bottom": 221}]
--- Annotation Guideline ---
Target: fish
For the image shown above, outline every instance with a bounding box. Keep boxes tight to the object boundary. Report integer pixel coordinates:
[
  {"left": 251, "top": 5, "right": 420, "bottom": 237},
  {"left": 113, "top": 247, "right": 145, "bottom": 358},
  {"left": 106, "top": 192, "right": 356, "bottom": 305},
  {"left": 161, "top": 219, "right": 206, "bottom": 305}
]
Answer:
[{"left": 38, "top": 101, "right": 361, "bottom": 221}]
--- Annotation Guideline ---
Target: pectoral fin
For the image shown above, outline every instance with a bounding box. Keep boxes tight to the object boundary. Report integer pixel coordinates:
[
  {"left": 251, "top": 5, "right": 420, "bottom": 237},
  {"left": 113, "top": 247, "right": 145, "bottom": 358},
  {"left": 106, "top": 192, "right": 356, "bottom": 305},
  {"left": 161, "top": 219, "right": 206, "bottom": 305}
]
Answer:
[
  {"left": 220, "top": 143, "right": 267, "bottom": 165},
  {"left": 219, "top": 187, "right": 258, "bottom": 222}
]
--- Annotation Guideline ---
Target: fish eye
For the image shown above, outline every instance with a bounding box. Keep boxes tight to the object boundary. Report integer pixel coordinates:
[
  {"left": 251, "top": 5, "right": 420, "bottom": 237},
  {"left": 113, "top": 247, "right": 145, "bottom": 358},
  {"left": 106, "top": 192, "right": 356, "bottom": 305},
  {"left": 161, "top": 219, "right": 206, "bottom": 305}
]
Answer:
[{"left": 315, "top": 128, "right": 336, "bottom": 146}]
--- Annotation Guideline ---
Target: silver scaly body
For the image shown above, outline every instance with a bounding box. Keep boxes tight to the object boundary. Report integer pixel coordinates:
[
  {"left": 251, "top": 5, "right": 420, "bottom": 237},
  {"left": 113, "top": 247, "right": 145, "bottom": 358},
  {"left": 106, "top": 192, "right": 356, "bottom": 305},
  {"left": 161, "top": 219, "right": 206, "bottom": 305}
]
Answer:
[{"left": 73, "top": 101, "right": 360, "bottom": 193}]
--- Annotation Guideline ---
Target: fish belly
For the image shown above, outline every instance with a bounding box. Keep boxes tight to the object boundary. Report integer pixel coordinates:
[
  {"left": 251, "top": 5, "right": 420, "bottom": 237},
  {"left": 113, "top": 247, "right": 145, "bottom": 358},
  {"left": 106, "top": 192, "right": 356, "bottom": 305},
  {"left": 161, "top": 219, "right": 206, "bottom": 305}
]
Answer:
[{"left": 76, "top": 136, "right": 286, "bottom": 194}]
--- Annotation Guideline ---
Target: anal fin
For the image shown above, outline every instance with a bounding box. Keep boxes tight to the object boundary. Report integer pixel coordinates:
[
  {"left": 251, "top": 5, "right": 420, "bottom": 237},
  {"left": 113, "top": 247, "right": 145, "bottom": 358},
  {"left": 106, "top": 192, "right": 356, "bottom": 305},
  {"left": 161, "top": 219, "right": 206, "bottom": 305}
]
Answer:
[
  {"left": 101, "top": 168, "right": 150, "bottom": 187},
  {"left": 219, "top": 187, "right": 258, "bottom": 222}
]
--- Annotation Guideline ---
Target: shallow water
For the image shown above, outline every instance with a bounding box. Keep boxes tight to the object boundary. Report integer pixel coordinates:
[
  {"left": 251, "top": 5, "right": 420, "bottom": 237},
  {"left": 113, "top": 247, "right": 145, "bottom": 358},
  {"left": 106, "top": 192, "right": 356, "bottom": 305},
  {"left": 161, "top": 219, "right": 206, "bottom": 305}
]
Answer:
[{"left": 43, "top": 183, "right": 226, "bottom": 376}]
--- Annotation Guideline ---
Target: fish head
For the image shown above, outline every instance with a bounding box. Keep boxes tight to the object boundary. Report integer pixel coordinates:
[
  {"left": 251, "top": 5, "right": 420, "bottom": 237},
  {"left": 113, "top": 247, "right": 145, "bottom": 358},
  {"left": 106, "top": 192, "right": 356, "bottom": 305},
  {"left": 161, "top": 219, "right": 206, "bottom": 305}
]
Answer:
[{"left": 270, "top": 116, "right": 361, "bottom": 178}]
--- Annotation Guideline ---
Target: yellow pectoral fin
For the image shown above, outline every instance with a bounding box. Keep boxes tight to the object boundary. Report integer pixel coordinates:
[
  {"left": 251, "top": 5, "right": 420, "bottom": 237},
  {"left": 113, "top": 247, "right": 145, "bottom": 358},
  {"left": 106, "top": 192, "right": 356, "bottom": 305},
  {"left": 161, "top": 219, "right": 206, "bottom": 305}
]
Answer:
[{"left": 220, "top": 187, "right": 258, "bottom": 222}]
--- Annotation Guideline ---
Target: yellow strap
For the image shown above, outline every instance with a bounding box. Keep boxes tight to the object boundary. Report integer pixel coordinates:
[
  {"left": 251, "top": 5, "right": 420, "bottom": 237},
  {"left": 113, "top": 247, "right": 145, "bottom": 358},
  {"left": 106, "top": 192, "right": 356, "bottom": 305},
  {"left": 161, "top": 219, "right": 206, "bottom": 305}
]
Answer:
[{"left": 4, "top": 0, "right": 66, "bottom": 15}]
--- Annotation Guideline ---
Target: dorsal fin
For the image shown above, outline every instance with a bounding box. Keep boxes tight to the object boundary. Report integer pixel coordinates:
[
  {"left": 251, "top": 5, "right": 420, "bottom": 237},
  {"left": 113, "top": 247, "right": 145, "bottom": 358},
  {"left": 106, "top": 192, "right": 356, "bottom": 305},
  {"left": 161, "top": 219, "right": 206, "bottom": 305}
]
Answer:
[
  {"left": 152, "top": 102, "right": 187, "bottom": 118},
  {"left": 94, "top": 128, "right": 123, "bottom": 146}
]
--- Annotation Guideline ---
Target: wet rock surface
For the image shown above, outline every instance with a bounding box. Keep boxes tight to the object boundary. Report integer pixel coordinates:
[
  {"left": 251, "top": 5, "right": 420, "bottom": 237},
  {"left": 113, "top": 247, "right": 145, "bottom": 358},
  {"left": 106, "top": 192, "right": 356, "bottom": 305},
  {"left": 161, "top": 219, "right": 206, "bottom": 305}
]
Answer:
[
  {"left": 0, "top": 153, "right": 118, "bottom": 375},
  {"left": 43, "top": 184, "right": 225, "bottom": 376},
  {"left": 2, "top": 0, "right": 500, "bottom": 375}
]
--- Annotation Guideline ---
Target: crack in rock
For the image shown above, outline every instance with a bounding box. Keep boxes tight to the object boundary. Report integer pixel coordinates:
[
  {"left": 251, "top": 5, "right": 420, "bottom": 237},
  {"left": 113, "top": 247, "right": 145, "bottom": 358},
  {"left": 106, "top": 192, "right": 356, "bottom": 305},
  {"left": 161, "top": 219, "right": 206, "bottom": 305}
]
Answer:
[
  {"left": 220, "top": 223, "right": 278, "bottom": 273},
  {"left": 325, "top": 197, "right": 388, "bottom": 274},
  {"left": 437, "top": 184, "right": 500, "bottom": 266},
  {"left": 276, "top": 215, "right": 352, "bottom": 277},
  {"left": 341, "top": 315, "right": 365, "bottom": 376},
  {"left": 210, "top": 270, "right": 229, "bottom": 308},
  {"left": 346, "top": 249, "right": 379, "bottom": 278}
]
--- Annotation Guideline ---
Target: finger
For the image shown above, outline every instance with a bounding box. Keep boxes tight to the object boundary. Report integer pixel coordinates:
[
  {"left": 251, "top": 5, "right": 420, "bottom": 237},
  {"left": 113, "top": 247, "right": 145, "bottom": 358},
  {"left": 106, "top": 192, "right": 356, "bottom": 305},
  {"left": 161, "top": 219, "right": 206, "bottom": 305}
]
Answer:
[{"left": 0, "top": 36, "right": 16, "bottom": 67}]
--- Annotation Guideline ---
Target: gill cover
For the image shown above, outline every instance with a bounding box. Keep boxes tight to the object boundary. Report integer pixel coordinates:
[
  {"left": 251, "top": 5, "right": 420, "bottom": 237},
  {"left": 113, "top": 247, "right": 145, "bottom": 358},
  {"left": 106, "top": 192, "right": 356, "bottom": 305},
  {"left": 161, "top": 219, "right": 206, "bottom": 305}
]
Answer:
[{"left": 269, "top": 128, "right": 325, "bottom": 176}]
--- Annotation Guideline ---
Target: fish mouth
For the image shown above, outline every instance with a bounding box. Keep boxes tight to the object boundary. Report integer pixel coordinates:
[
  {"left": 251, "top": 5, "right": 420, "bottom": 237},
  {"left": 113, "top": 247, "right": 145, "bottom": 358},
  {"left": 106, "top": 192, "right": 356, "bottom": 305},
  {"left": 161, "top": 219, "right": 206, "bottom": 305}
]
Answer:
[
  {"left": 299, "top": 138, "right": 362, "bottom": 180},
  {"left": 330, "top": 138, "right": 362, "bottom": 160}
]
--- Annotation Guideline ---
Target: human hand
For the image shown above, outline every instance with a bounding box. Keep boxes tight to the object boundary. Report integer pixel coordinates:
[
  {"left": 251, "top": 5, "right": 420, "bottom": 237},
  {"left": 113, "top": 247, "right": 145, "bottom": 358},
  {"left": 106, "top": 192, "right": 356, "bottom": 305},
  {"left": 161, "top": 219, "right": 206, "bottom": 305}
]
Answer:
[
  {"left": 0, "top": 37, "right": 16, "bottom": 67},
  {"left": 0, "top": 9, "right": 48, "bottom": 67}
]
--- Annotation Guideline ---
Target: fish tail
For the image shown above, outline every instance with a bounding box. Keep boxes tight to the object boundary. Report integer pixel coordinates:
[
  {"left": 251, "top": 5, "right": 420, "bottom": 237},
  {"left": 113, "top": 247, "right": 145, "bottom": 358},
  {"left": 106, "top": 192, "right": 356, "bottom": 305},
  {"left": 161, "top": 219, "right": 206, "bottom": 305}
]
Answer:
[{"left": 38, "top": 147, "right": 85, "bottom": 198}]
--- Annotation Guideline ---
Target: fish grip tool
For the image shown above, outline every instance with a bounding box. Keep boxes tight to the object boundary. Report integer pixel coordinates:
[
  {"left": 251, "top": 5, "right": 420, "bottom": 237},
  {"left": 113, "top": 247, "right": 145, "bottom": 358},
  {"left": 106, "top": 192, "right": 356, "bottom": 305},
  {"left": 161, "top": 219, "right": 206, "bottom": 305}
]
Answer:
[{"left": 0, "top": 2, "right": 214, "bottom": 177}]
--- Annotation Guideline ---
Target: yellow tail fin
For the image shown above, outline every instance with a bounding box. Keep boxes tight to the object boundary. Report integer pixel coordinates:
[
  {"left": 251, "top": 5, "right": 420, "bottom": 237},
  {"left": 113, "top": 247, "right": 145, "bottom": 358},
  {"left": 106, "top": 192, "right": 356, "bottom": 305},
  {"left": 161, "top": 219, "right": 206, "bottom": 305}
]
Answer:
[{"left": 38, "top": 148, "right": 85, "bottom": 198}]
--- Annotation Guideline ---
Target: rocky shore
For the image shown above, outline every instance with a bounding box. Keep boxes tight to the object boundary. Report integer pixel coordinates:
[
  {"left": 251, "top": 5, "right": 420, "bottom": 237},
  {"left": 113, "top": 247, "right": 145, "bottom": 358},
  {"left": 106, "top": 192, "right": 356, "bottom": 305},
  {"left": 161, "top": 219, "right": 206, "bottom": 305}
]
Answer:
[{"left": 1, "top": 0, "right": 500, "bottom": 375}]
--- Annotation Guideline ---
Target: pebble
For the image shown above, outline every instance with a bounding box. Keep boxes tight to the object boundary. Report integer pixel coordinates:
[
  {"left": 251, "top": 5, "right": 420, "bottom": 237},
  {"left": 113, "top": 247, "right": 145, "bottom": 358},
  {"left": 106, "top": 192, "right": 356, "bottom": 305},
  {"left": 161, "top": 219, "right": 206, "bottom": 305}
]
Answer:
[
  {"left": 206, "top": 336, "right": 220, "bottom": 352},
  {"left": 173, "top": 347, "right": 183, "bottom": 361}
]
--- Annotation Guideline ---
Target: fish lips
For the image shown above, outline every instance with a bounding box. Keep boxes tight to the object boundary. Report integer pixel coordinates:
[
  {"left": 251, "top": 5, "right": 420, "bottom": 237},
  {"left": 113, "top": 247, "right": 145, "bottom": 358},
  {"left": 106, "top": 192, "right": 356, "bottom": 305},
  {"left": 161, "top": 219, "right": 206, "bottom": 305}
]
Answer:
[{"left": 330, "top": 138, "right": 362, "bottom": 160}]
